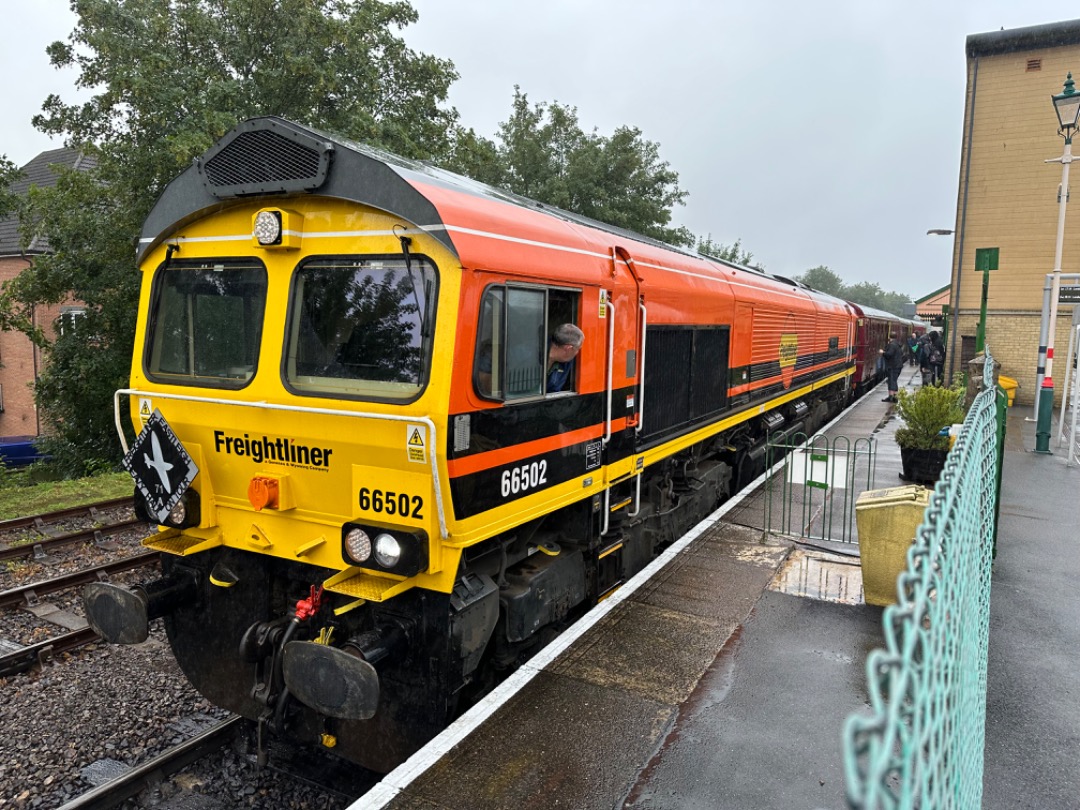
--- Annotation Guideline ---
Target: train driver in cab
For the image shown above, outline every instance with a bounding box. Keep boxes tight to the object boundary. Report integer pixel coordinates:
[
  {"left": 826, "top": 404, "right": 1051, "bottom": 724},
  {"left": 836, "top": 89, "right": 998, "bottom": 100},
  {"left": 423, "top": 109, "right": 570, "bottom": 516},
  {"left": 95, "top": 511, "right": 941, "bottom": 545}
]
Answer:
[{"left": 547, "top": 323, "right": 584, "bottom": 392}]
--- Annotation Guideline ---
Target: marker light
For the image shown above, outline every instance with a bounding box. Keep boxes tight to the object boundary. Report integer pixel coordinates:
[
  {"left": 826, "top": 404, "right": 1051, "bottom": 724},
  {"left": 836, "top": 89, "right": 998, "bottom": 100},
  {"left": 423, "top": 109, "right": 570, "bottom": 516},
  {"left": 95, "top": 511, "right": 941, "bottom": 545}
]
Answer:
[
  {"left": 253, "top": 210, "right": 282, "bottom": 245},
  {"left": 373, "top": 533, "right": 402, "bottom": 568},
  {"left": 345, "top": 528, "right": 372, "bottom": 563}
]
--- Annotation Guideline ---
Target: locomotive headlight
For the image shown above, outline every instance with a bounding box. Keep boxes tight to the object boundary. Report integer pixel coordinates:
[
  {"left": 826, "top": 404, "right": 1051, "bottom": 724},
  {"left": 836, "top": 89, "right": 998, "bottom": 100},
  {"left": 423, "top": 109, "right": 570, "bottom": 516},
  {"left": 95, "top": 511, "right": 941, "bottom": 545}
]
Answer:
[
  {"left": 340, "top": 523, "right": 427, "bottom": 576},
  {"left": 373, "top": 534, "right": 402, "bottom": 568},
  {"left": 253, "top": 210, "right": 282, "bottom": 245},
  {"left": 168, "top": 500, "right": 187, "bottom": 525},
  {"left": 149, "top": 488, "right": 200, "bottom": 529},
  {"left": 252, "top": 208, "right": 302, "bottom": 249},
  {"left": 345, "top": 527, "right": 372, "bottom": 563}
]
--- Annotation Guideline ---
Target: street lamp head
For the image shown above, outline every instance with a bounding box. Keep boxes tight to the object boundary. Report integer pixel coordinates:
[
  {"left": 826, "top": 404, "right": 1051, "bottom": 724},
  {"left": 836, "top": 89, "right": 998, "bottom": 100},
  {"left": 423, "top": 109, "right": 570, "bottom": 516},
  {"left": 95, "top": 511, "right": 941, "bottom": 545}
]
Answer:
[
  {"left": 926, "top": 229, "right": 954, "bottom": 235},
  {"left": 1052, "top": 72, "right": 1080, "bottom": 136}
]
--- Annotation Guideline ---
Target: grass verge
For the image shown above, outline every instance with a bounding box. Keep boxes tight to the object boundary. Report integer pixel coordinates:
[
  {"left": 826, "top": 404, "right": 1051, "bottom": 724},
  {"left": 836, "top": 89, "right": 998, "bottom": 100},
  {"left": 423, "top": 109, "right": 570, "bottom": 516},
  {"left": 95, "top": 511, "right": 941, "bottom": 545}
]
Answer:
[{"left": 0, "top": 471, "right": 132, "bottom": 521}]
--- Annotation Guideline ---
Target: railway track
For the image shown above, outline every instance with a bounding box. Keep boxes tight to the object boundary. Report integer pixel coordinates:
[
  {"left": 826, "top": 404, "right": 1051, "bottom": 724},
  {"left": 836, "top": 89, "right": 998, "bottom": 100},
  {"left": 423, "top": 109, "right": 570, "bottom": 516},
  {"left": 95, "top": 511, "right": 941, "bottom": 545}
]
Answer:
[
  {"left": 0, "top": 497, "right": 134, "bottom": 535},
  {"left": 0, "top": 552, "right": 161, "bottom": 677},
  {"left": 0, "top": 550, "right": 160, "bottom": 610},
  {"left": 0, "top": 517, "right": 146, "bottom": 564},
  {"left": 55, "top": 716, "right": 244, "bottom": 810}
]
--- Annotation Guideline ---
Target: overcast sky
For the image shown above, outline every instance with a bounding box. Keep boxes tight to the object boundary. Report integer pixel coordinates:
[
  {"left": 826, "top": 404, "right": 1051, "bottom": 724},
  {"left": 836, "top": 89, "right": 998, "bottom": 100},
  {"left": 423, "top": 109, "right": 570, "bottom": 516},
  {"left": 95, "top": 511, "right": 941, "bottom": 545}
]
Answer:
[{"left": 3, "top": 2, "right": 1078, "bottom": 298}]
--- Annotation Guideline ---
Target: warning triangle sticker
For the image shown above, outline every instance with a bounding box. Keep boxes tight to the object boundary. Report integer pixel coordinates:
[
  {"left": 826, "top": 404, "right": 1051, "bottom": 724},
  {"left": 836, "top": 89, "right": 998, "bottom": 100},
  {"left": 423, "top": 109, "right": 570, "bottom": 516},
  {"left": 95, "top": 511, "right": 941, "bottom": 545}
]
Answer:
[
  {"left": 140, "top": 400, "right": 152, "bottom": 417},
  {"left": 408, "top": 428, "right": 424, "bottom": 447}
]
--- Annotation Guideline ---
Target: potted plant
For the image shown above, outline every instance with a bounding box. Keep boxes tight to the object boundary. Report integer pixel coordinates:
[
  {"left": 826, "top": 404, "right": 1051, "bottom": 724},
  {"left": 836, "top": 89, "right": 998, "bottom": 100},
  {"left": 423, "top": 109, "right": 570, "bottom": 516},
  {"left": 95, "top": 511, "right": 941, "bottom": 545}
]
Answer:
[{"left": 894, "top": 383, "right": 966, "bottom": 485}]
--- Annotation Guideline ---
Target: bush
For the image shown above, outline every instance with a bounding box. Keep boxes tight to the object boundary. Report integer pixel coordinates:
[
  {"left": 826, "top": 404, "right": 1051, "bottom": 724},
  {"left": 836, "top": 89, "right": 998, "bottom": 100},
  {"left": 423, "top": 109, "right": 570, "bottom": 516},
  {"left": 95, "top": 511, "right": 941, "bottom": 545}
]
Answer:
[{"left": 894, "top": 383, "right": 966, "bottom": 451}]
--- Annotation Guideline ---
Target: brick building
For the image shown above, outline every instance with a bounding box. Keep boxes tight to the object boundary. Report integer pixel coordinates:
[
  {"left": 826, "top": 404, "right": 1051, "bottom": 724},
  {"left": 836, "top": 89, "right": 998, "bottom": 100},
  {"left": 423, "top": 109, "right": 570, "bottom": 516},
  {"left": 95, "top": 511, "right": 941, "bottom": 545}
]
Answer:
[
  {"left": 949, "top": 19, "right": 1080, "bottom": 405},
  {"left": 0, "top": 148, "right": 92, "bottom": 439}
]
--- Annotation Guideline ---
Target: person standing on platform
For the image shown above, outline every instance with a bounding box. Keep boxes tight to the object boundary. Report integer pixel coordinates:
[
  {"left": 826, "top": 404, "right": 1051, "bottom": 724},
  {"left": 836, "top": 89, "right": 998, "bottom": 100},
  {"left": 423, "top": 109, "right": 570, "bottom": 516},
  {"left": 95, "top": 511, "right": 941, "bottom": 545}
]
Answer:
[
  {"left": 926, "top": 331, "right": 945, "bottom": 386},
  {"left": 880, "top": 332, "right": 905, "bottom": 403}
]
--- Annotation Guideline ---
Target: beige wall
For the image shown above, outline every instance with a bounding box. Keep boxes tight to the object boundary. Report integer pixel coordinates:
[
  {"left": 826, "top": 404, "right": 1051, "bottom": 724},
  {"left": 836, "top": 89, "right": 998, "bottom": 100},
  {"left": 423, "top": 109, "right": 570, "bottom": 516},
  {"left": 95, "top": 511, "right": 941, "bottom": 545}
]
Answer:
[
  {"left": 949, "top": 40, "right": 1080, "bottom": 404},
  {"left": 962, "top": 310, "right": 1080, "bottom": 405}
]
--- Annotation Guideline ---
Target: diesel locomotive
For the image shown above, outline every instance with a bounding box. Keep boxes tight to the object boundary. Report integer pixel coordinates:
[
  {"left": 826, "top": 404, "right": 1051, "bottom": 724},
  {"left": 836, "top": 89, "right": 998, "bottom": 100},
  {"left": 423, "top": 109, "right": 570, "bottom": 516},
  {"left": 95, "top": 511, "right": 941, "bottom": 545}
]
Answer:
[{"left": 84, "top": 116, "right": 911, "bottom": 772}]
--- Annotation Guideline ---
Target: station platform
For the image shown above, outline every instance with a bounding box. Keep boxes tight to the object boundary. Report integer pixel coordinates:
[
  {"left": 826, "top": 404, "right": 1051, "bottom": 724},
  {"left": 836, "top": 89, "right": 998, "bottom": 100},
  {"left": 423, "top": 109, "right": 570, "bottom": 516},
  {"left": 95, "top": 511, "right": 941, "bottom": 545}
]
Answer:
[{"left": 354, "top": 368, "right": 1080, "bottom": 810}]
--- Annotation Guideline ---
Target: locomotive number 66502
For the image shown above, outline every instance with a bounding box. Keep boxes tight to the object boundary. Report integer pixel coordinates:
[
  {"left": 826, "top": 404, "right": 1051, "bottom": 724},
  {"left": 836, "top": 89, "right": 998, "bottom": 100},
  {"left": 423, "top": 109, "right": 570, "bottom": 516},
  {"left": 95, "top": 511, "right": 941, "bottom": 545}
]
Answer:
[{"left": 358, "top": 487, "right": 424, "bottom": 519}]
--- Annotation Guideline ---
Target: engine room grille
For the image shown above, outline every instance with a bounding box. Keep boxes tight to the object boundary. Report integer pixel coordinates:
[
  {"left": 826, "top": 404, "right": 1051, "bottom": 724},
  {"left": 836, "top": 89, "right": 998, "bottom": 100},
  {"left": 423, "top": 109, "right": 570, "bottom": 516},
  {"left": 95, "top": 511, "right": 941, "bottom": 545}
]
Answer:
[
  {"left": 198, "top": 121, "right": 333, "bottom": 197},
  {"left": 642, "top": 325, "right": 729, "bottom": 441}
]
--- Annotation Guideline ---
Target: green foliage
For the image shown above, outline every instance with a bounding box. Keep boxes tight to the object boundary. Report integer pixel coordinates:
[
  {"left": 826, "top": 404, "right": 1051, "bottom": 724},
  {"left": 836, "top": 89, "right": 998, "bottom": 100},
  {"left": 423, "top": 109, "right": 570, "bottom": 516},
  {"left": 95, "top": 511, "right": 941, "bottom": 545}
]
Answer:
[
  {"left": 697, "top": 235, "right": 759, "bottom": 268},
  {"left": 6, "top": 0, "right": 459, "bottom": 473},
  {"left": 798, "top": 266, "right": 844, "bottom": 296},
  {"left": 794, "top": 266, "right": 914, "bottom": 316},
  {"left": 894, "top": 383, "right": 966, "bottom": 450},
  {"left": 444, "top": 88, "right": 694, "bottom": 247},
  {"left": 0, "top": 157, "right": 22, "bottom": 219}
]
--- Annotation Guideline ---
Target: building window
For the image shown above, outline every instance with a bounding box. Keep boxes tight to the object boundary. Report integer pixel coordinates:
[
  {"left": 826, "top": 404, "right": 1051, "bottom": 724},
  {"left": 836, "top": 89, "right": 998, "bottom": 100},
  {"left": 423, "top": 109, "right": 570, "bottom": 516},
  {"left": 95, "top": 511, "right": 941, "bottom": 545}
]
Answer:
[{"left": 59, "top": 307, "right": 87, "bottom": 335}]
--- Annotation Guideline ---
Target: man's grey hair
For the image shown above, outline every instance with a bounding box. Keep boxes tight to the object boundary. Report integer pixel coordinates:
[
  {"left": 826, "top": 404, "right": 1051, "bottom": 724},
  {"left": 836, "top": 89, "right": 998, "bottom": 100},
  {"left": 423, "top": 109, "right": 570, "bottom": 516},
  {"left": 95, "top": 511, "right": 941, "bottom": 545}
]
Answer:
[{"left": 553, "top": 323, "right": 584, "bottom": 348}]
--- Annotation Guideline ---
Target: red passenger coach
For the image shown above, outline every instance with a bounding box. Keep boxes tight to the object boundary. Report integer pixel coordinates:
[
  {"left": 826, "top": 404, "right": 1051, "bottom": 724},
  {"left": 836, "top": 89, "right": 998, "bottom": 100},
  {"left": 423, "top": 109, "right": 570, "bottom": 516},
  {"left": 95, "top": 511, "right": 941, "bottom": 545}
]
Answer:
[{"left": 848, "top": 302, "right": 925, "bottom": 396}]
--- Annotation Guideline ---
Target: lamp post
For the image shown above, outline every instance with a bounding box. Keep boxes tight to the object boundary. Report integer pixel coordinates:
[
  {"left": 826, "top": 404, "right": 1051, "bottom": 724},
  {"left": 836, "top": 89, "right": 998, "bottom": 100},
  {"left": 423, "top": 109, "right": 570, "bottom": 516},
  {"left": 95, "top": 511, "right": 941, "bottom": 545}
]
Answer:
[
  {"left": 927, "top": 229, "right": 955, "bottom": 367},
  {"left": 1036, "top": 73, "right": 1080, "bottom": 453}
]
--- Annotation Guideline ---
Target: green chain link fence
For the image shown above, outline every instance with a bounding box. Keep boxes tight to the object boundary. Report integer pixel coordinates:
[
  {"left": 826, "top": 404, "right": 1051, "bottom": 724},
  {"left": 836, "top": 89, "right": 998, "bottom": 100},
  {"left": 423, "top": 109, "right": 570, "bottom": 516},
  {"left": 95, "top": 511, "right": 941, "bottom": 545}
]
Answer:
[{"left": 843, "top": 350, "right": 1006, "bottom": 808}]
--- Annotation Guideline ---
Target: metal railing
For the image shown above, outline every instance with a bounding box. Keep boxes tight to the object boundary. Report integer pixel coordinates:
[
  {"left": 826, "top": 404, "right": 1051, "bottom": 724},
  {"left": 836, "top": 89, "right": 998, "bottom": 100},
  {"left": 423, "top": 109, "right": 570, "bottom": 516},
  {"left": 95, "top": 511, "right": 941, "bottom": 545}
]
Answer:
[
  {"left": 842, "top": 351, "right": 1005, "bottom": 808},
  {"left": 764, "top": 433, "right": 876, "bottom": 545}
]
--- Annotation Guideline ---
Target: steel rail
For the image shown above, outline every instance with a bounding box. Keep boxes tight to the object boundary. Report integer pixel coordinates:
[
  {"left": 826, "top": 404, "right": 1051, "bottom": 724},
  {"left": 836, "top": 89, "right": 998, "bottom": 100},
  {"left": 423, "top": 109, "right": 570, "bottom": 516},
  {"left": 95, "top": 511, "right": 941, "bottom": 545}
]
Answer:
[
  {"left": 0, "top": 625, "right": 100, "bottom": 678},
  {"left": 55, "top": 716, "right": 244, "bottom": 810},
  {"left": 0, "top": 497, "right": 134, "bottom": 535},
  {"left": 0, "top": 517, "right": 146, "bottom": 564},
  {"left": 0, "top": 550, "right": 161, "bottom": 610}
]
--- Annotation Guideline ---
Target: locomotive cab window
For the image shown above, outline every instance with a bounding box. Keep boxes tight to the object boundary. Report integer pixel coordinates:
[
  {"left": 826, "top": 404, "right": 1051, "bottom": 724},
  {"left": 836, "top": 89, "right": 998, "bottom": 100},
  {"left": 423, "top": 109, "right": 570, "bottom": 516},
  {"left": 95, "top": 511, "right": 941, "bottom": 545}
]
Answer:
[
  {"left": 144, "top": 260, "right": 267, "bottom": 387},
  {"left": 475, "top": 285, "right": 580, "bottom": 401},
  {"left": 284, "top": 256, "right": 436, "bottom": 401}
]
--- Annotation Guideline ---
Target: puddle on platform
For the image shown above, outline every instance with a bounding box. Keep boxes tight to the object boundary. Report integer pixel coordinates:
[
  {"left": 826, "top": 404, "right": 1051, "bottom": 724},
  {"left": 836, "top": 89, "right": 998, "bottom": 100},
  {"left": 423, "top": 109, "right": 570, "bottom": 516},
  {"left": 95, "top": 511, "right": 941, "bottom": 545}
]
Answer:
[{"left": 769, "top": 547, "right": 864, "bottom": 605}]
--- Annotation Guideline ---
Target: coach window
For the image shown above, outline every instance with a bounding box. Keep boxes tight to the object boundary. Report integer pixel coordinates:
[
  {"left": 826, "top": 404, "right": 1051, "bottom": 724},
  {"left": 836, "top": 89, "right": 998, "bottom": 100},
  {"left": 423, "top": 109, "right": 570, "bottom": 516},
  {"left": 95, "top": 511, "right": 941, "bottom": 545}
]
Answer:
[{"left": 474, "top": 285, "right": 580, "bottom": 401}]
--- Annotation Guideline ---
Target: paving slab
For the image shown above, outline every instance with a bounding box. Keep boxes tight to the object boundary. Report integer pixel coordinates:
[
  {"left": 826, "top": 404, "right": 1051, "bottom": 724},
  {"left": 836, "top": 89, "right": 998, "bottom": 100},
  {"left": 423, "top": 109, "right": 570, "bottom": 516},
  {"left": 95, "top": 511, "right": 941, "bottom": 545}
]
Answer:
[{"left": 386, "top": 671, "right": 675, "bottom": 810}]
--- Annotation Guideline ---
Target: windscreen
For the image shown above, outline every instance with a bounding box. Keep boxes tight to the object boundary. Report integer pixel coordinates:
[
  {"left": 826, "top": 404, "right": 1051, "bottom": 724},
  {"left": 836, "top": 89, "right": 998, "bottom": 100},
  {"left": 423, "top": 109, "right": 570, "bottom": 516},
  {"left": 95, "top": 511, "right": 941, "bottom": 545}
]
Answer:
[
  {"left": 144, "top": 260, "right": 267, "bottom": 386},
  {"left": 285, "top": 257, "right": 436, "bottom": 400}
]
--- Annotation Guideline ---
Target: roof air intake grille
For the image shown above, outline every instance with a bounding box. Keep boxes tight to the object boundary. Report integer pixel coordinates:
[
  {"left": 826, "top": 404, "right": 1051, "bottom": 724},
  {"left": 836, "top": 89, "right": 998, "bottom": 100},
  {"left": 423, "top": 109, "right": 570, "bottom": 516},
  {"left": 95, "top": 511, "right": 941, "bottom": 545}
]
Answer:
[{"left": 198, "top": 121, "right": 333, "bottom": 198}]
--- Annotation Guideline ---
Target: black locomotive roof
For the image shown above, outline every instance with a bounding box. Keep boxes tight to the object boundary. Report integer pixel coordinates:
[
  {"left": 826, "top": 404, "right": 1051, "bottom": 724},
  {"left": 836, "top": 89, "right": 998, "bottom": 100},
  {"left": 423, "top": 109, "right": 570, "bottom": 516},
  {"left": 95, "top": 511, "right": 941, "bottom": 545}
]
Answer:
[{"left": 137, "top": 116, "right": 710, "bottom": 268}]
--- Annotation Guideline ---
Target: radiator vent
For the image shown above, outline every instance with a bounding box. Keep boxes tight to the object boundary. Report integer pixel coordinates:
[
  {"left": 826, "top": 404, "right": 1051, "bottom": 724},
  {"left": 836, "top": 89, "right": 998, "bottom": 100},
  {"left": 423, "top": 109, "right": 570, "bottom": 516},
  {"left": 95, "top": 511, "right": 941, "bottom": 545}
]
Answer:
[
  {"left": 642, "top": 325, "right": 729, "bottom": 441},
  {"left": 198, "top": 120, "right": 333, "bottom": 197}
]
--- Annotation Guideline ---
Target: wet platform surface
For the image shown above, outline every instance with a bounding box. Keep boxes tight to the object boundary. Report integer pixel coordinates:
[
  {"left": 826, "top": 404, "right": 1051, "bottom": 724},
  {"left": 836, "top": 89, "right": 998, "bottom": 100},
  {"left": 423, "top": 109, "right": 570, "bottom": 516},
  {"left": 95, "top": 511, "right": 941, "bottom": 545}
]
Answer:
[{"left": 356, "top": 368, "right": 1080, "bottom": 809}]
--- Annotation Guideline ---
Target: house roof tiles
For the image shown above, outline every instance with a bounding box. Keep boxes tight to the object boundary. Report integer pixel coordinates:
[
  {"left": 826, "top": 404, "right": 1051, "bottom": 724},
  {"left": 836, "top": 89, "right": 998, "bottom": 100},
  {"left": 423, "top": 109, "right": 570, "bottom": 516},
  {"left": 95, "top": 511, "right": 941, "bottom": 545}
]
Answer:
[{"left": 0, "top": 147, "right": 97, "bottom": 257}]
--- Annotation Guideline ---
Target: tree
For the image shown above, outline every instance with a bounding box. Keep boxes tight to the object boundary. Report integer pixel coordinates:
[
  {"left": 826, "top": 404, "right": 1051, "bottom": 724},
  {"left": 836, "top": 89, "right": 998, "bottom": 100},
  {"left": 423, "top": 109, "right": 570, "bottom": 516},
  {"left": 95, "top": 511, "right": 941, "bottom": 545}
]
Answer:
[
  {"left": 794, "top": 266, "right": 913, "bottom": 316},
  {"left": 796, "top": 265, "right": 844, "bottom": 297},
  {"left": 6, "top": 0, "right": 459, "bottom": 473},
  {"left": 0, "top": 158, "right": 21, "bottom": 219},
  {"left": 697, "top": 235, "right": 759, "bottom": 268},
  {"left": 446, "top": 89, "right": 694, "bottom": 247}
]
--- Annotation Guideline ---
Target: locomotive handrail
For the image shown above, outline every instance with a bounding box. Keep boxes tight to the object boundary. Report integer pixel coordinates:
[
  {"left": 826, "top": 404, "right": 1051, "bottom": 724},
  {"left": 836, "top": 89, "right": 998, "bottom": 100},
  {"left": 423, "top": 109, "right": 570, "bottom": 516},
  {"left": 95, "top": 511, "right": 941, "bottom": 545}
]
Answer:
[
  {"left": 113, "top": 388, "right": 449, "bottom": 539},
  {"left": 627, "top": 301, "right": 647, "bottom": 519},
  {"left": 603, "top": 297, "right": 615, "bottom": 446},
  {"left": 636, "top": 300, "right": 647, "bottom": 435}
]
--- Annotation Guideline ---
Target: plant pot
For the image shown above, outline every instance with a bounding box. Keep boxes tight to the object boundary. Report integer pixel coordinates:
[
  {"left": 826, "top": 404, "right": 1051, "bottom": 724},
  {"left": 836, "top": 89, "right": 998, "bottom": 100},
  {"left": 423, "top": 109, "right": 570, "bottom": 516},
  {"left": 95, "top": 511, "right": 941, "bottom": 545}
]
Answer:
[{"left": 899, "top": 446, "right": 949, "bottom": 485}]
